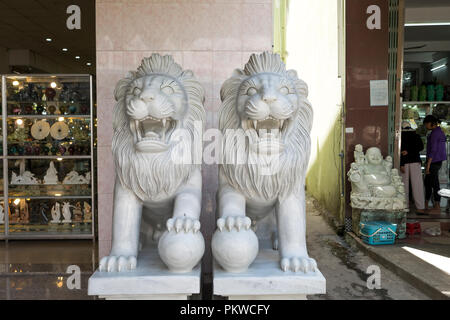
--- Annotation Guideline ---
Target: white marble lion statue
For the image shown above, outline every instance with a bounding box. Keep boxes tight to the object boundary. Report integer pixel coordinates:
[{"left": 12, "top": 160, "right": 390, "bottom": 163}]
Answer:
[
  {"left": 99, "top": 54, "right": 206, "bottom": 273},
  {"left": 212, "top": 52, "right": 317, "bottom": 273}
]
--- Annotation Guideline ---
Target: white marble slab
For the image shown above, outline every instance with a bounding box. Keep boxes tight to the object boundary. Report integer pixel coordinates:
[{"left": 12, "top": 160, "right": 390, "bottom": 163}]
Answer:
[
  {"left": 88, "top": 244, "right": 201, "bottom": 300},
  {"left": 213, "top": 241, "right": 326, "bottom": 299}
]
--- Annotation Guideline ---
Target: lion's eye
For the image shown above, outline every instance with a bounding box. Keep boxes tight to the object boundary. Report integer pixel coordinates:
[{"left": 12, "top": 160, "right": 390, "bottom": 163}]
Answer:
[
  {"left": 247, "top": 87, "right": 257, "bottom": 96},
  {"left": 280, "top": 86, "right": 289, "bottom": 95},
  {"left": 133, "top": 87, "right": 142, "bottom": 96},
  {"left": 161, "top": 86, "right": 174, "bottom": 95}
]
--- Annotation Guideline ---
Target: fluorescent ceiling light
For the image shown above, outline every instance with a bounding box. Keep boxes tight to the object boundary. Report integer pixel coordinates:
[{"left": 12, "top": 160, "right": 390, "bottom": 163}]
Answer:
[
  {"left": 431, "top": 64, "right": 447, "bottom": 72},
  {"left": 62, "top": 48, "right": 68, "bottom": 52},
  {"left": 405, "top": 22, "right": 450, "bottom": 26},
  {"left": 75, "top": 56, "right": 80, "bottom": 59},
  {"left": 45, "top": 38, "right": 52, "bottom": 42},
  {"left": 86, "top": 62, "right": 91, "bottom": 66}
]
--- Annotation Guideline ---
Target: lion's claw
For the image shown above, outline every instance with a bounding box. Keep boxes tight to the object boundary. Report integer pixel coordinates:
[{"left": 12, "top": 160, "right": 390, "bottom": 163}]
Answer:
[
  {"left": 99, "top": 255, "right": 137, "bottom": 272},
  {"left": 166, "top": 217, "right": 201, "bottom": 233},
  {"left": 280, "top": 256, "right": 317, "bottom": 273},
  {"left": 217, "top": 216, "right": 252, "bottom": 232}
]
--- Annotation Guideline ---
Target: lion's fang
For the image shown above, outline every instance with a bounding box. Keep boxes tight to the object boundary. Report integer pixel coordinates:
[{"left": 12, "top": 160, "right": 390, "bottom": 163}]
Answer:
[
  {"left": 135, "top": 120, "right": 142, "bottom": 140},
  {"left": 280, "top": 120, "right": 284, "bottom": 129},
  {"left": 162, "top": 118, "right": 167, "bottom": 128},
  {"left": 253, "top": 120, "right": 257, "bottom": 130}
]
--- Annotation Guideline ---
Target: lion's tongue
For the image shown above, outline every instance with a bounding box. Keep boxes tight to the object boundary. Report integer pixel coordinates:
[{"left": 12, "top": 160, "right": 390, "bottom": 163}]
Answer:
[
  {"left": 258, "top": 130, "right": 280, "bottom": 140},
  {"left": 144, "top": 131, "right": 160, "bottom": 139}
]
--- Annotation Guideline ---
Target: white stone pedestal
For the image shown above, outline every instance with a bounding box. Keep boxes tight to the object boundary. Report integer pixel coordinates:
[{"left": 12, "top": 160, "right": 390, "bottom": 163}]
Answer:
[
  {"left": 213, "top": 241, "right": 326, "bottom": 300},
  {"left": 88, "top": 245, "right": 201, "bottom": 300}
]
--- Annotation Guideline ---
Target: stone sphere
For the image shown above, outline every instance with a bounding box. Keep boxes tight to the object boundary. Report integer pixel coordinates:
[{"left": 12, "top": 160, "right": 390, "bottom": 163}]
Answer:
[
  {"left": 158, "top": 231, "right": 205, "bottom": 273},
  {"left": 212, "top": 228, "right": 259, "bottom": 273}
]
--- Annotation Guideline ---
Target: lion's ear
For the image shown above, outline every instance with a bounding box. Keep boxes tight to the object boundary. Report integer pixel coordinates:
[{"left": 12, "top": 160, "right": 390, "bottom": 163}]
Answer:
[
  {"left": 295, "top": 79, "right": 309, "bottom": 97},
  {"left": 113, "top": 72, "right": 135, "bottom": 101},
  {"left": 286, "top": 69, "right": 298, "bottom": 80},
  {"left": 232, "top": 69, "right": 245, "bottom": 77},
  {"left": 182, "top": 70, "right": 194, "bottom": 78}
]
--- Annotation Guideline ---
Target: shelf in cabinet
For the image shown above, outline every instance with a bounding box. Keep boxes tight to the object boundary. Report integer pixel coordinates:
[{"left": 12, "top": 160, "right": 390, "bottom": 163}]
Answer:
[
  {"left": 6, "top": 114, "right": 90, "bottom": 119},
  {"left": 403, "top": 101, "right": 450, "bottom": 105},
  {"left": 6, "top": 101, "right": 89, "bottom": 104},
  {"left": 8, "top": 196, "right": 91, "bottom": 200},
  {"left": 6, "top": 155, "right": 91, "bottom": 160}
]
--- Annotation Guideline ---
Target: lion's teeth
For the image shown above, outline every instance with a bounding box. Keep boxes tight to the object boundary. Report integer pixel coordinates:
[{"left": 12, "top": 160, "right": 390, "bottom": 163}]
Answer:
[
  {"left": 280, "top": 119, "right": 284, "bottom": 129},
  {"left": 253, "top": 120, "right": 258, "bottom": 130},
  {"left": 135, "top": 120, "right": 142, "bottom": 140},
  {"left": 162, "top": 118, "right": 167, "bottom": 128}
]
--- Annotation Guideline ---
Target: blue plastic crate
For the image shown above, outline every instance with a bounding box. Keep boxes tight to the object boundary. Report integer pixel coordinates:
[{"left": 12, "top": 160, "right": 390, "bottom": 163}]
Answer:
[{"left": 359, "top": 221, "right": 397, "bottom": 245}]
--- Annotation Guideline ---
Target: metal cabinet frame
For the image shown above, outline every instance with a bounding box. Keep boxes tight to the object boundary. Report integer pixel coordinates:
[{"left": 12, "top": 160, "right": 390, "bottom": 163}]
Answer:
[{"left": 0, "top": 74, "right": 95, "bottom": 240}]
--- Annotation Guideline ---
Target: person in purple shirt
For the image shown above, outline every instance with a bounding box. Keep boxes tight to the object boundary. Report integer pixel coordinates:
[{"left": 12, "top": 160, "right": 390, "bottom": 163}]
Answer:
[{"left": 424, "top": 115, "right": 447, "bottom": 213}]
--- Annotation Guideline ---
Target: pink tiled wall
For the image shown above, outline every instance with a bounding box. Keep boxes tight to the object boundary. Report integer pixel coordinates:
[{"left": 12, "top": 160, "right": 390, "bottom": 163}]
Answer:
[{"left": 95, "top": 0, "right": 273, "bottom": 262}]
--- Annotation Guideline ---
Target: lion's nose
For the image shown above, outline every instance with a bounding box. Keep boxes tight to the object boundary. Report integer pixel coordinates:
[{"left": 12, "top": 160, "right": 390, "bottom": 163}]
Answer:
[
  {"left": 141, "top": 93, "right": 155, "bottom": 102},
  {"left": 262, "top": 95, "right": 277, "bottom": 103}
]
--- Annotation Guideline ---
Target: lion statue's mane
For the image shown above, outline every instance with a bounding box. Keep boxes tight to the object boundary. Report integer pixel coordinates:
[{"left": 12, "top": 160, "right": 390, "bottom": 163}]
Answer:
[
  {"left": 112, "top": 54, "right": 205, "bottom": 202},
  {"left": 219, "top": 52, "right": 313, "bottom": 200}
]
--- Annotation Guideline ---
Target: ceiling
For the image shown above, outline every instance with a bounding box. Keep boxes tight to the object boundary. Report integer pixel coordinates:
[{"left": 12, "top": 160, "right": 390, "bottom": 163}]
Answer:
[
  {"left": 0, "top": 0, "right": 95, "bottom": 74},
  {"left": 405, "top": 25, "right": 450, "bottom": 42},
  {"left": 405, "top": 0, "right": 450, "bottom": 8}
]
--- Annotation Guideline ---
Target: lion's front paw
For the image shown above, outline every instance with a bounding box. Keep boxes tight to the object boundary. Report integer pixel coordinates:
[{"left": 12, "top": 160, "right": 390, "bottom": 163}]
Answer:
[
  {"left": 99, "top": 255, "right": 137, "bottom": 272},
  {"left": 216, "top": 216, "right": 252, "bottom": 232},
  {"left": 280, "top": 256, "right": 317, "bottom": 273},
  {"left": 166, "top": 217, "right": 201, "bottom": 233}
]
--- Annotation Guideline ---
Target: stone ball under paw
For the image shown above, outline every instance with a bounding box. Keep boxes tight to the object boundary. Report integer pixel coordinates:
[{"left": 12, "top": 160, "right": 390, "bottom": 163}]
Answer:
[
  {"left": 212, "top": 228, "right": 258, "bottom": 273},
  {"left": 158, "top": 230, "right": 205, "bottom": 273}
]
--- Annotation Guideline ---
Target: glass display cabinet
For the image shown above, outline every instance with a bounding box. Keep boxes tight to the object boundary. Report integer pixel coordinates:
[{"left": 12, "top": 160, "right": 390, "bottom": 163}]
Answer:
[
  {"left": 402, "top": 101, "right": 450, "bottom": 186},
  {"left": 1, "top": 75, "right": 94, "bottom": 239}
]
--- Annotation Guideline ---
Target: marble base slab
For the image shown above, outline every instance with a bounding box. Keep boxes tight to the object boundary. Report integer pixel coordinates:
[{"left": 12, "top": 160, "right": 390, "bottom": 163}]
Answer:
[
  {"left": 213, "top": 241, "right": 326, "bottom": 300},
  {"left": 88, "top": 244, "right": 200, "bottom": 300}
]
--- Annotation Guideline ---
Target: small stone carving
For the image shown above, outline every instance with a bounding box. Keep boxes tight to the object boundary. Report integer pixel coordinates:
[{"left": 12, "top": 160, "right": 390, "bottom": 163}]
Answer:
[
  {"left": 50, "top": 121, "right": 69, "bottom": 140},
  {"left": 11, "top": 171, "right": 39, "bottom": 185},
  {"left": 0, "top": 204, "right": 4, "bottom": 224},
  {"left": 44, "top": 161, "right": 59, "bottom": 184},
  {"left": 347, "top": 145, "right": 407, "bottom": 211},
  {"left": 99, "top": 54, "right": 206, "bottom": 273},
  {"left": 62, "top": 170, "right": 89, "bottom": 184},
  {"left": 51, "top": 202, "right": 61, "bottom": 223},
  {"left": 62, "top": 202, "right": 74, "bottom": 223},
  {"left": 10, "top": 207, "right": 20, "bottom": 224},
  {"left": 31, "top": 120, "right": 50, "bottom": 140},
  {"left": 73, "top": 202, "right": 83, "bottom": 222},
  {"left": 83, "top": 202, "right": 92, "bottom": 222},
  {"left": 354, "top": 144, "right": 365, "bottom": 164},
  {"left": 19, "top": 200, "right": 29, "bottom": 224}
]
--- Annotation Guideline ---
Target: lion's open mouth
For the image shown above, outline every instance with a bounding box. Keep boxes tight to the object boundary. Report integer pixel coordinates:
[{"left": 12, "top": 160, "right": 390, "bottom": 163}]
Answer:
[
  {"left": 243, "top": 116, "right": 290, "bottom": 154},
  {"left": 246, "top": 116, "right": 289, "bottom": 137},
  {"left": 133, "top": 116, "right": 177, "bottom": 153}
]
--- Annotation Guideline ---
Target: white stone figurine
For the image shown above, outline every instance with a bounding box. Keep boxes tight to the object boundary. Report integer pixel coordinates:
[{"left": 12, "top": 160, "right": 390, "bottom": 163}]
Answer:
[
  {"left": 0, "top": 204, "right": 4, "bottom": 224},
  {"left": 211, "top": 52, "right": 317, "bottom": 273},
  {"left": 62, "top": 201, "right": 74, "bottom": 223},
  {"left": 354, "top": 144, "right": 365, "bottom": 165},
  {"left": 63, "top": 170, "right": 89, "bottom": 184},
  {"left": 347, "top": 146, "right": 407, "bottom": 211},
  {"left": 11, "top": 171, "right": 40, "bottom": 185},
  {"left": 44, "top": 161, "right": 59, "bottom": 184},
  {"left": 51, "top": 202, "right": 61, "bottom": 223},
  {"left": 99, "top": 54, "right": 206, "bottom": 273}
]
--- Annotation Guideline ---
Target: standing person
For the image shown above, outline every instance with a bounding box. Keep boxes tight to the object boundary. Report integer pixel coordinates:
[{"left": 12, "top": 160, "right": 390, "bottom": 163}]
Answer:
[
  {"left": 400, "top": 121, "right": 426, "bottom": 215},
  {"left": 423, "top": 115, "right": 447, "bottom": 213}
]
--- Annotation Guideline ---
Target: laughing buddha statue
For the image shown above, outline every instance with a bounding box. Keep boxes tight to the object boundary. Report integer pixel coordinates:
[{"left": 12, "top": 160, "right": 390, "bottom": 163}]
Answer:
[{"left": 348, "top": 145, "right": 406, "bottom": 211}]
